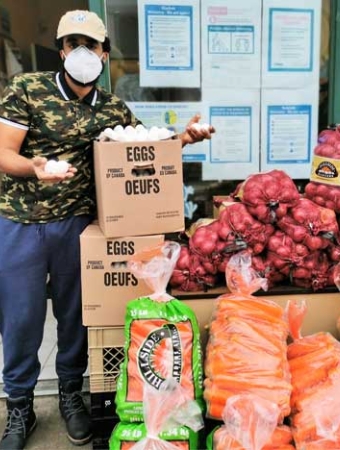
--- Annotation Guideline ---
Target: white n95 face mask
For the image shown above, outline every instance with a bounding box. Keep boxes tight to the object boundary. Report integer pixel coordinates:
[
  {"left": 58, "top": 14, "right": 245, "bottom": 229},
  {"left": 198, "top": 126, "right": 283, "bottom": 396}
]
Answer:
[{"left": 64, "top": 46, "right": 103, "bottom": 85}]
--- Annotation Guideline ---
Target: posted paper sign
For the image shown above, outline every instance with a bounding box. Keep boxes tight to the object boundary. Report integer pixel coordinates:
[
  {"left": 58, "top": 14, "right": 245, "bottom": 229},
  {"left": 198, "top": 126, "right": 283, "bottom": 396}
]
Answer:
[
  {"left": 201, "top": 0, "right": 262, "bottom": 88},
  {"left": 127, "top": 101, "right": 208, "bottom": 162},
  {"left": 202, "top": 89, "right": 260, "bottom": 180},
  {"left": 262, "top": 0, "right": 321, "bottom": 88},
  {"left": 261, "top": 89, "right": 319, "bottom": 178},
  {"left": 138, "top": 0, "right": 200, "bottom": 87}
]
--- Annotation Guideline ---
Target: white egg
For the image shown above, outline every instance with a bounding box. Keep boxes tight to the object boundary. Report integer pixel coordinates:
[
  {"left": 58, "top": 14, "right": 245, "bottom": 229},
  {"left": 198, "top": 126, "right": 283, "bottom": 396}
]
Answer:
[
  {"left": 56, "top": 160, "right": 69, "bottom": 173},
  {"left": 149, "top": 126, "right": 159, "bottom": 134},
  {"left": 113, "top": 125, "right": 124, "bottom": 133},
  {"left": 124, "top": 125, "right": 136, "bottom": 135},
  {"left": 201, "top": 123, "right": 211, "bottom": 131},
  {"left": 147, "top": 128, "right": 160, "bottom": 141},
  {"left": 110, "top": 131, "right": 119, "bottom": 141},
  {"left": 45, "top": 160, "right": 69, "bottom": 174},
  {"left": 136, "top": 130, "right": 148, "bottom": 141},
  {"left": 135, "top": 124, "right": 146, "bottom": 132},
  {"left": 191, "top": 123, "right": 202, "bottom": 131},
  {"left": 45, "top": 160, "right": 59, "bottom": 173},
  {"left": 158, "top": 127, "right": 171, "bottom": 140},
  {"left": 106, "top": 129, "right": 116, "bottom": 140}
]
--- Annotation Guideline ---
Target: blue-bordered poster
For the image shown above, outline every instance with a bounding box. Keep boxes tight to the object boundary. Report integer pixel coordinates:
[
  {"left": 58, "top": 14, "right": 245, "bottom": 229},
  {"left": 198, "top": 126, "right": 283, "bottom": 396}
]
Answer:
[
  {"left": 261, "top": 88, "right": 319, "bottom": 178},
  {"left": 201, "top": 0, "right": 262, "bottom": 89},
  {"left": 138, "top": 0, "right": 200, "bottom": 87},
  {"left": 202, "top": 89, "right": 260, "bottom": 180},
  {"left": 262, "top": 0, "right": 321, "bottom": 88}
]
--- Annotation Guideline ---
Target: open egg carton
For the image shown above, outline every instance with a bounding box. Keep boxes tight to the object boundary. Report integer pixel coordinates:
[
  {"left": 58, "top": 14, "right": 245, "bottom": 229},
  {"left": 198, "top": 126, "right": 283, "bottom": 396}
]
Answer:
[{"left": 98, "top": 124, "right": 176, "bottom": 142}]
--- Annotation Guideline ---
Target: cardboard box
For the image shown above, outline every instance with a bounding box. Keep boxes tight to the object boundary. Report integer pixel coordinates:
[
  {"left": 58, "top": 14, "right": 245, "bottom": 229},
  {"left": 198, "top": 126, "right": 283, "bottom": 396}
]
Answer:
[
  {"left": 80, "top": 223, "right": 164, "bottom": 326},
  {"left": 94, "top": 139, "right": 184, "bottom": 237}
]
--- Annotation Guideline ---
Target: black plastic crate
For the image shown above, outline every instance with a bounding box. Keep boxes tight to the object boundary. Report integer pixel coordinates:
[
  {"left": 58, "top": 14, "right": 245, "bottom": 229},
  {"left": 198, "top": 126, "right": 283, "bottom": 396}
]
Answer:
[
  {"left": 91, "top": 392, "right": 117, "bottom": 419},
  {"left": 92, "top": 416, "right": 118, "bottom": 450}
]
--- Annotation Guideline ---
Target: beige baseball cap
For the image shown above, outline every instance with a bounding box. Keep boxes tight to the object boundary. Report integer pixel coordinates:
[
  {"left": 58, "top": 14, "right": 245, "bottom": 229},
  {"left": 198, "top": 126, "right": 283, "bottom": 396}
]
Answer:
[{"left": 57, "top": 10, "right": 107, "bottom": 42}]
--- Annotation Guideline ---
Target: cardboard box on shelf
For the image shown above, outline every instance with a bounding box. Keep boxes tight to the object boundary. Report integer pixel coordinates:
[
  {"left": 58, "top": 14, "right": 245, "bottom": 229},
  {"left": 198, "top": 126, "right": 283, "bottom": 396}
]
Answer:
[
  {"left": 80, "top": 223, "right": 164, "bottom": 326},
  {"left": 94, "top": 138, "right": 184, "bottom": 237}
]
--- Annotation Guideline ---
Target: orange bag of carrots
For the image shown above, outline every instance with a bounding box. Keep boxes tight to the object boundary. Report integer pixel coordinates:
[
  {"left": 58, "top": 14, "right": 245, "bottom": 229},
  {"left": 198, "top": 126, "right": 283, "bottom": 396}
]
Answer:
[
  {"left": 204, "top": 251, "right": 292, "bottom": 422},
  {"left": 286, "top": 300, "right": 340, "bottom": 449},
  {"left": 115, "top": 241, "right": 204, "bottom": 422},
  {"left": 206, "top": 394, "right": 280, "bottom": 450}
]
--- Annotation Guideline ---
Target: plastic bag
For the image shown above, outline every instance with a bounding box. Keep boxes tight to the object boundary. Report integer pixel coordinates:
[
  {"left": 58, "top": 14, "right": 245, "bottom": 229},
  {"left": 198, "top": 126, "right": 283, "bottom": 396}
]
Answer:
[
  {"left": 204, "top": 252, "right": 291, "bottom": 421},
  {"left": 206, "top": 394, "right": 281, "bottom": 450},
  {"left": 285, "top": 299, "right": 307, "bottom": 340},
  {"left": 286, "top": 299, "right": 340, "bottom": 448},
  {"left": 225, "top": 251, "right": 268, "bottom": 296},
  {"left": 127, "top": 240, "right": 180, "bottom": 302},
  {"left": 110, "top": 423, "right": 200, "bottom": 450},
  {"left": 115, "top": 241, "right": 204, "bottom": 422},
  {"left": 132, "top": 378, "right": 203, "bottom": 450}
]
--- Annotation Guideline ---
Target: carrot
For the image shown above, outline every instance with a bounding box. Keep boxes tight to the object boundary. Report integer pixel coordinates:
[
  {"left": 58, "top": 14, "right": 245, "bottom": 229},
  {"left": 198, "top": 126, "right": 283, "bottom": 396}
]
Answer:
[
  {"left": 287, "top": 332, "right": 338, "bottom": 360},
  {"left": 264, "top": 444, "right": 295, "bottom": 449},
  {"left": 268, "top": 425, "right": 293, "bottom": 446},
  {"left": 216, "top": 296, "right": 285, "bottom": 320},
  {"left": 301, "top": 440, "right": 340, "bottom": 449},
  {"left": 288, "top": 346, "right": 339, "bottom": 372}
]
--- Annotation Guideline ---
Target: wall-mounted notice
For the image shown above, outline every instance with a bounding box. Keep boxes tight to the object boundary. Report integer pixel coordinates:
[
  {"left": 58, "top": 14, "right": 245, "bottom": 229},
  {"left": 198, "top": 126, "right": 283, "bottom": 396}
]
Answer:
[
  {"left": 261, "top": 88, "right": 319, "bottom": 178},
  {"left": 202, "top": 89, "right": 260, "bottom": 180},
  {"left": 201, "top": 0, "right": 262, "bottom": 89},
  {"left": 262, "top": 0, "right": 321, "bottom": 88},
  {"left": 126, "top": 101, "right": 208, "bottom": 162},
  {"left": 138, "top": 0, "right": 200, "bottom": 88}
]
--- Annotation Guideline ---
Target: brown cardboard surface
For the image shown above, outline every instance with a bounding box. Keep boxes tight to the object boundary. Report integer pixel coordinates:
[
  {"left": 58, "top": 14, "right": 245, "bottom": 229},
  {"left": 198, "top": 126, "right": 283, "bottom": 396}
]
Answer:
[
  {"left": 80, "top": 223, "right": 164, "bottom": 326},
  {"left": 94, "top": 139, "right": 184, "bottom": 237}
]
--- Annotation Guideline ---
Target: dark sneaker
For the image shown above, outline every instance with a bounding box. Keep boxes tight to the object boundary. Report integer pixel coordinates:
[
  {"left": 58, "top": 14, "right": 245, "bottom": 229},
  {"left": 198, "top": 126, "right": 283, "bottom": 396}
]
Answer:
[
  {"left": 0, "top": 395, "right": 37, "bottom": 450},
  {"left": 59, "top": 380, "right": 92, "bottom": 446}
]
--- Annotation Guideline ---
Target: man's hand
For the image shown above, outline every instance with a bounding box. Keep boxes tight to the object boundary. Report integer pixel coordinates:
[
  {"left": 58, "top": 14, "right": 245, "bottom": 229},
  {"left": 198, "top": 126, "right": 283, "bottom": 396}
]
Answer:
[
  {"left": 179, "top": 114, "right": 215, "bottom": 147},
  {"left": 32, "top": 156, "right": 77, "bottom": 182}
]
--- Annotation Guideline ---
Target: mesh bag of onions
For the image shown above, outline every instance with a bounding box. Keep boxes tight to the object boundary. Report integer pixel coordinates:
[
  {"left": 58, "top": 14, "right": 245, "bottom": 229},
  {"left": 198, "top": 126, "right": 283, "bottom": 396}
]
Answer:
[
  {"left": 305, "top": 125, "right": 340, "bottom": 213},
  {"left": 276, "top": 198, "right": 339, "bottom": 252},
  {"left": 169, "top": 244, "right": 218, "bottom": 292},
  {"left": 305, "top": 182, "right": 340, "bottom": 214},
  {"left": 233, "top": 170, "right": 300, "bottom": 224}
]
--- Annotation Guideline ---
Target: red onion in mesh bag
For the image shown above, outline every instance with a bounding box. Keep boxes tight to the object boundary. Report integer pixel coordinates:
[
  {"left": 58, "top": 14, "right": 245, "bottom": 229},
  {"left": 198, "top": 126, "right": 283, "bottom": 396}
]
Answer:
[
  {"left": 277, "top": 198, "right": 339, "bottom": 251},
  {"left": 218, "top": 203, "right": 274, "bottom": 254},
  {"left": 233, "top": 170, "right": 300, "bottom": 223},
  {"left": 305, "top": 181, "right": 340, "bottom": 213},
  {"left": 169, "top": 245, "right": 218, "bottom": 291},
  {"left": 290, "top": 251, "right": 332, "bottom": 291},
  {"left": 251, "top": 254, "right": 286, "bottom": 288}
]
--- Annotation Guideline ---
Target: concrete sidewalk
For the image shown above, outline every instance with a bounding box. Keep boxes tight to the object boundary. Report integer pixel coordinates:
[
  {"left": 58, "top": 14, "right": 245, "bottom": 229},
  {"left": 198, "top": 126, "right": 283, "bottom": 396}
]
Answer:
[{"left": 0, "top": 394, "right": 93, "bottom": 450}]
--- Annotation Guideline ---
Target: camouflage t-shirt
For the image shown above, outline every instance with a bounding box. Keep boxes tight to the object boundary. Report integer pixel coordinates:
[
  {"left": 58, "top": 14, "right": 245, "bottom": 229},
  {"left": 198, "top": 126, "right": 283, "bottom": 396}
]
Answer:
[{"left": 0, "top": 71, "right": 141, "bottom": 223}]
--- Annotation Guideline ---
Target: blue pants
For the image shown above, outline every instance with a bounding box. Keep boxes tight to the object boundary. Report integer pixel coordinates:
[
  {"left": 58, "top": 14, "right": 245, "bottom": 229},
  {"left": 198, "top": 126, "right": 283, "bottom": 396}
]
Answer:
[{"left": 0, "top": 215, "right": 92, "bottom": 397}]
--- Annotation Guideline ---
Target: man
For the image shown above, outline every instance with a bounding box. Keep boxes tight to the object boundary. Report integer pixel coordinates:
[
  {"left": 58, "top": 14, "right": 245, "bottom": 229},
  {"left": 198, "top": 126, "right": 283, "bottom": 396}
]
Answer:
[{"left": 0, "top": 9, "right": 214, "bottom": 450}]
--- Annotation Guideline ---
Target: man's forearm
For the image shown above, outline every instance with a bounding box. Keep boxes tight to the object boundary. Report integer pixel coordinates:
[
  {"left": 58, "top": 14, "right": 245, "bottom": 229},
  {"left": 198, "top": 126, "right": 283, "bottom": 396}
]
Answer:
[{"left": 0, "top": 148, "right": 35, "bottom": 177}]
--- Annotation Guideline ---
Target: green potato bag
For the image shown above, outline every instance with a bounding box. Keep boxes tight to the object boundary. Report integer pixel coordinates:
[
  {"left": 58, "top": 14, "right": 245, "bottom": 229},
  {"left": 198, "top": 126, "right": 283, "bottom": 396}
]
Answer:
[
  {"left": 115, "top": 296, "right": 205, "bottom": 422},
  {"left": 109, "top": 422, "right": 202, "bottom": 450}
]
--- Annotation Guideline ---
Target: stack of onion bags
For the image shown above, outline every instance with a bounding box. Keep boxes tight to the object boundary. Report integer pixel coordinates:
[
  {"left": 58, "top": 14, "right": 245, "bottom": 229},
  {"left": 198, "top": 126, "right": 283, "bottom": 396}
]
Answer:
[{"left": 170, "top": 168, "right": 340, "bottom": 292}]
